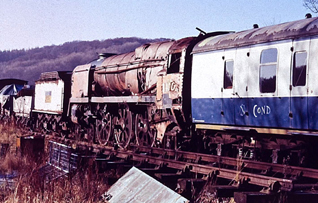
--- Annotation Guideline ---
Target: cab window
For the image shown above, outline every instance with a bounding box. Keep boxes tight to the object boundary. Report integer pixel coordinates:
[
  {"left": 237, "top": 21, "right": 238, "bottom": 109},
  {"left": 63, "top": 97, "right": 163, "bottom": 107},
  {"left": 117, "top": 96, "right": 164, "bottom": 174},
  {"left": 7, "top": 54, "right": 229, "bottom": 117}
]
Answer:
[{"left": 168, "top": 53, "right": 181, "bottom": 74}]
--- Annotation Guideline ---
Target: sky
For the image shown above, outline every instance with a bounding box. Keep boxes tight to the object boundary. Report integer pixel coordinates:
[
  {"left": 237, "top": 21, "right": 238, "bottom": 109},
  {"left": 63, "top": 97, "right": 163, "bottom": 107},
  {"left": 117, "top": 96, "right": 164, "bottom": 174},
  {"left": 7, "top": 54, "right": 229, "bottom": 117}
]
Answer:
[{"left": 0, "top": 0, "right": 310, "bottom": 51}]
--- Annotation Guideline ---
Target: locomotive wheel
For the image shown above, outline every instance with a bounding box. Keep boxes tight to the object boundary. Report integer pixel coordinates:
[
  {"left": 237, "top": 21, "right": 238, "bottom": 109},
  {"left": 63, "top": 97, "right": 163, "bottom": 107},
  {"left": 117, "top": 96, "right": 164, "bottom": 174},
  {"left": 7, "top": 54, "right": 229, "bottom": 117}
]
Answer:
[
  {"left": 114, "top": 108, "right": 132, "bottom": 149},
  {"left": 135, "top": 113, "right": 152, "bottom": 146},
  {"left": 96, "top": 113, "right": 112, "bottom": 145}
]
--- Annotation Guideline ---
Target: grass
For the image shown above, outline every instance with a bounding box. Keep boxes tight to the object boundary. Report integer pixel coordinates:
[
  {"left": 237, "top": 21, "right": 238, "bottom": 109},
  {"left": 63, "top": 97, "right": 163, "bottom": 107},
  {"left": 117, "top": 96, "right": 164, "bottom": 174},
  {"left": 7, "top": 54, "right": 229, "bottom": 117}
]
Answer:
[
  {"left": 4, "top": 171, "right": 110, "bottom": 203},
  {"left": 0, "top": 122, "right": 112, "bottom": 203}
]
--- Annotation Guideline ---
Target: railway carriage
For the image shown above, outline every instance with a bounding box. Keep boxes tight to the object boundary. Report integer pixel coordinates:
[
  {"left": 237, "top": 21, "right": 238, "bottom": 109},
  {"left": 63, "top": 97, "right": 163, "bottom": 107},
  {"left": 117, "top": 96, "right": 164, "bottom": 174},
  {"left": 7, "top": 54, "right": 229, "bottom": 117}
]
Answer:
[{"left": 191, "top": 17, "right": 318, "bottom": 165}]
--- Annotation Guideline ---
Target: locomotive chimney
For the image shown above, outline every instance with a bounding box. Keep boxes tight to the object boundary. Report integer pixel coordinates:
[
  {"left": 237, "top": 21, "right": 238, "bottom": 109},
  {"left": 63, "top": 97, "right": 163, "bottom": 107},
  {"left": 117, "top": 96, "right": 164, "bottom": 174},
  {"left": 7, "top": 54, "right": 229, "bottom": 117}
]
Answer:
[
  {"left": 99, "top": 53, "right": 116, "bottom": 59},
  {"left": 306, "top": 13, "right": 312, "bottom": 19}
]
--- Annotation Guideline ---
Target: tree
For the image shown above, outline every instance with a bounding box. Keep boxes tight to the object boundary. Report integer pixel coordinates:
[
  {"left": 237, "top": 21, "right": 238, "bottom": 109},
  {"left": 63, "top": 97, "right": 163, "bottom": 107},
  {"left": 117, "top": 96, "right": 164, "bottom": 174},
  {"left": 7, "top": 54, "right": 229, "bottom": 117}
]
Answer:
[{"left": 304, "top": 0, "right": 318, "bottom": 13}]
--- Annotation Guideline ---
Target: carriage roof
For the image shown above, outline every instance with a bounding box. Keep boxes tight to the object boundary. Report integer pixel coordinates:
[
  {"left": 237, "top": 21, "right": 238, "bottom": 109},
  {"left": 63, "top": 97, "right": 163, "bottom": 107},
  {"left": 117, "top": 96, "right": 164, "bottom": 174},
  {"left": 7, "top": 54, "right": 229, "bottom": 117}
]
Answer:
[{"left": 193, "top": 17, "right": 318, "bottom": 53}]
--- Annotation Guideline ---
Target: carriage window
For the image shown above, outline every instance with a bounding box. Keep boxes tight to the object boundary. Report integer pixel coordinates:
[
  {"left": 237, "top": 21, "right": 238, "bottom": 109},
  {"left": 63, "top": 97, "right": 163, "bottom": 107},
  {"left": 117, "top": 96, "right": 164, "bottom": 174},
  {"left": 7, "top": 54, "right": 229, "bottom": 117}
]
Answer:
[
  {"left": 293, "top": 51, "right": 307, "bottom": 86},
  {"left": 223, "top": 60, "right": 234, "bottom": 89},
  {"left": 259, "top": 48, "right": 277, "bottom": 93}
]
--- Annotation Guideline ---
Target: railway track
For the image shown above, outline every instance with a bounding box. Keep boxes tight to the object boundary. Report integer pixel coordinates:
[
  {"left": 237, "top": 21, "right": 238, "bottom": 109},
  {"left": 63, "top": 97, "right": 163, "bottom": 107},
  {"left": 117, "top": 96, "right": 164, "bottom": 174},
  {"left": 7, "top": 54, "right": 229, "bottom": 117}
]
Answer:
[{"left": 45, "top": 134, "right": 318, "bottom": 202}]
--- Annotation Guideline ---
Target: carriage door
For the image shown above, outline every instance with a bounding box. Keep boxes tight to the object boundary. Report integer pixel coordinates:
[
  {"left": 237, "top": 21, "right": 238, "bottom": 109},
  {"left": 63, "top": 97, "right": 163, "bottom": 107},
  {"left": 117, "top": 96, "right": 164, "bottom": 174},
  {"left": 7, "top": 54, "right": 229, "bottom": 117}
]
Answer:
[
  {"left": 290, "top": 39, "right": 309, "bottom": 129},
  {"left": 221, "top": 49, "right": 235, "bottom": 125}
]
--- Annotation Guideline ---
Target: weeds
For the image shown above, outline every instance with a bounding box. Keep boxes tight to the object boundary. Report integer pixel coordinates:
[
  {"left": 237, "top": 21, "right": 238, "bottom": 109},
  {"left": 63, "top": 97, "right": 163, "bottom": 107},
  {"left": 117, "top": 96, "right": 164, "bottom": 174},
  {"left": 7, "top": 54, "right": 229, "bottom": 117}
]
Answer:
[{"left": 0, "top": 123, "right": 111, "bottom": 203}]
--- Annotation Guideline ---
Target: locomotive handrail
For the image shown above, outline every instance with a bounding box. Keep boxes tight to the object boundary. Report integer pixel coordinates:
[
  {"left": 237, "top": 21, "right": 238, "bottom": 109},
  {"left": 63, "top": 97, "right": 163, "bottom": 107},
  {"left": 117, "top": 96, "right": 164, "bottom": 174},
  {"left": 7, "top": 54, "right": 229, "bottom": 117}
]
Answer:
[{"left": 95, "top": 58, "right": 165, "bottom": 73}]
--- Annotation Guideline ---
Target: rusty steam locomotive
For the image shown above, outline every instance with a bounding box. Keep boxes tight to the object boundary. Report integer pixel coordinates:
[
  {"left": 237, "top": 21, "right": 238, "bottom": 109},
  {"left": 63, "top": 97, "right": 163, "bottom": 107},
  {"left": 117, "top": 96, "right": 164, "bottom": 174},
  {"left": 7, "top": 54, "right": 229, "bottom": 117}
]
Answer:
[{"left": 4, "top": 16, "right": 318, "bottom": 168}]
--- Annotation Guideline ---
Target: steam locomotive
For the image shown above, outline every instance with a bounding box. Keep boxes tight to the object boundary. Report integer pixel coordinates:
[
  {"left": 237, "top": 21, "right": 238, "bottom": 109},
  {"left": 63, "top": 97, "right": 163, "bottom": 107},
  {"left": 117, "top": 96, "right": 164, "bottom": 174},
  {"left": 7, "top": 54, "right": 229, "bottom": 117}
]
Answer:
[{"left": 4, "top": 16, "right": 318, "bottom": 167}]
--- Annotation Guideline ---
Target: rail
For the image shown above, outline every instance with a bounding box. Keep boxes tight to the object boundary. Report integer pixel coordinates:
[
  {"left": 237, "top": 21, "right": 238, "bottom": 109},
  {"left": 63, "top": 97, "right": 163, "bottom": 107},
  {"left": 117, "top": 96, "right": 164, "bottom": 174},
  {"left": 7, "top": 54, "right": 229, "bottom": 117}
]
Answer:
[{"left": 48, "top": 136, "right": 318, "bottom": 192}]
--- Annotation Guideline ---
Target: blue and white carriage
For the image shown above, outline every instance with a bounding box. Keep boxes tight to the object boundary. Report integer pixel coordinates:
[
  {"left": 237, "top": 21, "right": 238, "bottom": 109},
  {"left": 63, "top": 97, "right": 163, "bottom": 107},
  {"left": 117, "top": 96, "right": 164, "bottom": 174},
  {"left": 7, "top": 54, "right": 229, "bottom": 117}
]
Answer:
[{"left": 192, "top": 17, "right": 318, "bottom": 135}]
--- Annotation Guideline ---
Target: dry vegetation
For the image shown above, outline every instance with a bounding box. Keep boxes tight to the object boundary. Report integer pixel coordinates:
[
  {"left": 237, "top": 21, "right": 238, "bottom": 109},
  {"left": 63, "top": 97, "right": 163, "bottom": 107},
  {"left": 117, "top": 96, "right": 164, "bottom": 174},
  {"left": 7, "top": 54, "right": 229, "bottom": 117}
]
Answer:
[{"left": 0, "top": 123, "right": 114, "bottom": 202}]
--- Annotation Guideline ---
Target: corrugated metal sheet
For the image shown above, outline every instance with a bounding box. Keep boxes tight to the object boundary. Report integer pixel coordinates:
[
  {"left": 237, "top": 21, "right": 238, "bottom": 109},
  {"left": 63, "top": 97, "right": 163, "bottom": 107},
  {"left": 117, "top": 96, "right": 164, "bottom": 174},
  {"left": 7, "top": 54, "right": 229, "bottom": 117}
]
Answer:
[
  {"left": 193, "top": 17, "right": 318, "bottom": 53},
  {"left": 105, "top": 167, "right": 189, "bottom": 203}
]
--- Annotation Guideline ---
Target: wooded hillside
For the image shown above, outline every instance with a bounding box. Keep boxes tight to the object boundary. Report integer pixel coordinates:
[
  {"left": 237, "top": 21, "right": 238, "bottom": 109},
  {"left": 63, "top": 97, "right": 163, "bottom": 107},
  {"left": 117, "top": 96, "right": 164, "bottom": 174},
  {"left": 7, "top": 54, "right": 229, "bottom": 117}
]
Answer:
[{"left": 0, "top": 37, "right": 169, "bottom": 84}]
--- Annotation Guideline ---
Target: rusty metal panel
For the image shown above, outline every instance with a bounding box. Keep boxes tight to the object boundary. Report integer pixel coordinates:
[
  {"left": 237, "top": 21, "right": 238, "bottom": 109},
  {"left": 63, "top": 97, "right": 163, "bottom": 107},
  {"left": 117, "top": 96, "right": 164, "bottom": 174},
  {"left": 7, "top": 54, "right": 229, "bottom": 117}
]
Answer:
[
  {"left": 106, "top": 167, "right": 189, "bottom": 203},
  {"left": 90, "top": 95, "right": 156, "bottom": 103},
  {"left": 37, "top": 71, "right": 72, "bottom": 82},
  {"left": 156, "top": 74, "right": 183, "bottom": 109},
  {"left": 193, "top": 17, "right": 318, "bottom": 53},
  {"left": 168, "top": 37, "right": 196, "bottom": 54},
  {"left": 71, "top": 64, "right": 92, "bottom": 98},
  {"left": 95, "top": 52, "right": 136, "bottom": 95},
  {"left": 156, "top": 76, "right": 163, "bottom": 103},
  {"left": 163, "top": 74, "right": 183, "bottom": 100}
]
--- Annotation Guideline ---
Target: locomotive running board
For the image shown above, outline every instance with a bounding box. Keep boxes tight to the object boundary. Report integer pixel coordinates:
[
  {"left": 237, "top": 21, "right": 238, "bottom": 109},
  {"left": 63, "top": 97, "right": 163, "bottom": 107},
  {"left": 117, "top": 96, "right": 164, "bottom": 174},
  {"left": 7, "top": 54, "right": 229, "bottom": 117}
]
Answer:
[
  {"left": 195, "top": 124, "right": 318, "bottom": 136},
  {"left": 32, "top": 110, "right": 61, "bottom": 115},
  {"left": 91, "top": 96, "right": 156, "bottom": 103}
]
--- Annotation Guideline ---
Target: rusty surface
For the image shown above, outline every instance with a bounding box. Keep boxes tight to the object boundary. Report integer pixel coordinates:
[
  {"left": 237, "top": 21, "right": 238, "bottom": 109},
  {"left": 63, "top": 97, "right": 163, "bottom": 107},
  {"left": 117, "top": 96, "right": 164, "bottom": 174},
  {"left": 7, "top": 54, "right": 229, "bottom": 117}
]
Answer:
[
  {"left": 48, "top": 136, "right": 318, "bottom": 193},
  {"left": 193, "top": 17, "right": 318, "bottom": 53},
  {"left": 90, "top": 95, "right": 156, "bottom": 103},
  {"left": 168, "top": 37, "right": 196, "bottom": 54},
  {"left": 110, "top": 149, "right": 294, "bottom": 191},
  {"left": 106, "top": 166, "right": 189, "bottom": 203},
  {"left": 136, "top": 146, "right": 318, "bottom": 180},
  {"left": 37, "top": 71, "right": 72, "bottom": 82},
  {"left": 71, "top": 64, "right": 92, "bottom": 98},
  {"left": 94, "top": 41, "right": 175, "bottom": 96}
]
